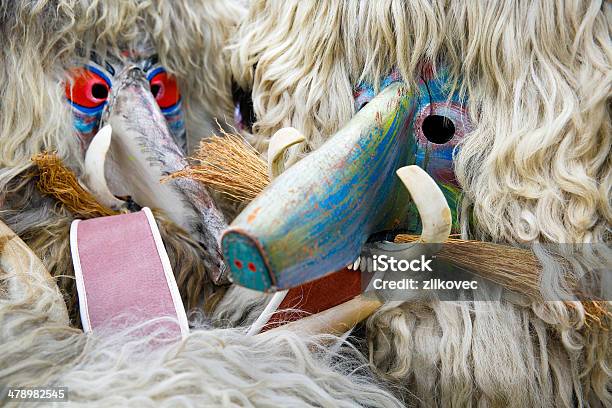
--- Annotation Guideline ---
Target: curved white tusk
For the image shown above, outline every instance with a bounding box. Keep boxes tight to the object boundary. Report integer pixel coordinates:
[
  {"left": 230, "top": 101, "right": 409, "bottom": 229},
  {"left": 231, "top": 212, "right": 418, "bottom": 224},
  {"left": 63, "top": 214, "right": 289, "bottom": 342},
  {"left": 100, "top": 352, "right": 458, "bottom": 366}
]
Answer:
[
  {"left": 364, "top": 165, "right": 451, "bottom": 260},
  {"left": 82, "top": 125, "right": 125, "bottom": 209},
  {"left": 0, "top": 219, "right": 69, "bottom": 324},
  {"left": 267, "top": 127, "right": 305, "bottom": 178},
  {"left": 396, "top": 165, "right": 451, "bottom": 243}
]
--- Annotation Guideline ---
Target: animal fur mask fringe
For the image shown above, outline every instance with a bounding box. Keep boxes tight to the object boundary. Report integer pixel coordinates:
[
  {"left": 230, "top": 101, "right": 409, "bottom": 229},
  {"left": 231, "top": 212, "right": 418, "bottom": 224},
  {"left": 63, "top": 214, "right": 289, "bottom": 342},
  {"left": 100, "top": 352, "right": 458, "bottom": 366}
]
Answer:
[{"left": 226, "top": 1, "right": 611, "bottom": 405}]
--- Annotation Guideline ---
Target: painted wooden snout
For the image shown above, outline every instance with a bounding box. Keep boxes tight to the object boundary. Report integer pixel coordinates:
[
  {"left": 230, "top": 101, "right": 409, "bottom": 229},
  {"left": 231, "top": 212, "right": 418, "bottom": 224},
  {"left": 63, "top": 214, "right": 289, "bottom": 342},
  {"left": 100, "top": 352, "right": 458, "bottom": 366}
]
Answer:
[
  {"left": 222, "top": 83, "right": 429, "bottom": 292},
  {"left": 81, "top": 67, "right": 229, "bottom": 284}
]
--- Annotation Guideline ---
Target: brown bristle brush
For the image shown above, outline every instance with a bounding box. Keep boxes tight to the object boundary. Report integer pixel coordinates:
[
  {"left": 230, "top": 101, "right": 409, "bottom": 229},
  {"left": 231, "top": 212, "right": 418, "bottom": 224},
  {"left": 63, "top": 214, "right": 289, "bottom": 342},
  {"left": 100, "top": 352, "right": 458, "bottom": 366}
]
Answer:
[
  {"left": 170, "top": 134, "right": 610, "bottom": 327},
  {"left": 30, "top": 153, "right": 119, "bottom": 218},
  {"left": 395, "top": 234, "right": 609, "bottom": 327},
  {"left": 164, "top": 131, "right": 270, "bottom": 202}
]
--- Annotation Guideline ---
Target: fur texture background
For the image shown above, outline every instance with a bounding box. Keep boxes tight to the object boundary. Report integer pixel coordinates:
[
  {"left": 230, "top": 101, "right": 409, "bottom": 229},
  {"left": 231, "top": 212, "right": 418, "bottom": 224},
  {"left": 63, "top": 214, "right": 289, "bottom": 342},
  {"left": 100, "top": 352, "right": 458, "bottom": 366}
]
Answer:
[
  {"left": 0, "top": 0, "right": 610, "bottom": 406},
  {"left": 229, "top": 1, "right": 611, "bottom": 406},
  {"left": 0, "top": 1, "right": 402, "bottom": 406}
]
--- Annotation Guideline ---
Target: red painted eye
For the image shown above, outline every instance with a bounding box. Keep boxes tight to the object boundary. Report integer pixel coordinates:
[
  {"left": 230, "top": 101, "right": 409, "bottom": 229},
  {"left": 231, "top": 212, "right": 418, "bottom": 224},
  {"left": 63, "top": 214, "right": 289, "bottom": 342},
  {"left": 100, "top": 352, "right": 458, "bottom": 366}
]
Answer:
[
  {"left": 65, "top": 67, "right": 110, "bottom": 109},
  {"left": 247, "top": 262, "right": 256, "bottom": 272},
  {"left": 234, "top": 260, "right": 243, "bottom": 269},
  {"left": 149, "top": 70, "right": 180, "bottom": 110}
]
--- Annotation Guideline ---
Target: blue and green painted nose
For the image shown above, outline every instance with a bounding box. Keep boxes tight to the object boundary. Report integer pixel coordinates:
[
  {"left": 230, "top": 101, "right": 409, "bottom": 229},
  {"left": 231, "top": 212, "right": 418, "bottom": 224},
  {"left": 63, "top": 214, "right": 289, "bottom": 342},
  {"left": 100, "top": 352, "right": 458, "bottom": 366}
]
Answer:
[
  {"left": 221, "top": 83, "right": 418, "bottom": 291},
  {"left": 221, "top": 229, "right": 272, "bottom": 290},
  {"left": 221, "top": 72, "right": 468, "bottom": 292}
]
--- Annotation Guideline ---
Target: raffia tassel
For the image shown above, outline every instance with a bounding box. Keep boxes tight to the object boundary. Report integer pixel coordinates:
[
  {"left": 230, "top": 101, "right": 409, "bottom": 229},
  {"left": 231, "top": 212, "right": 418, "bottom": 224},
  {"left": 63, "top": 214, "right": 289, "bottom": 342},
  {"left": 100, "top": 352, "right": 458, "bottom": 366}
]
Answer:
[
  {"left": 31, "top": 152, "right": 119, "bottom": 218},
  {"left": 165, "top": 131, "right": 270, "bottom": 202},
  {"left": 395, "top": 234, "right": 542, "bottom": 299}
]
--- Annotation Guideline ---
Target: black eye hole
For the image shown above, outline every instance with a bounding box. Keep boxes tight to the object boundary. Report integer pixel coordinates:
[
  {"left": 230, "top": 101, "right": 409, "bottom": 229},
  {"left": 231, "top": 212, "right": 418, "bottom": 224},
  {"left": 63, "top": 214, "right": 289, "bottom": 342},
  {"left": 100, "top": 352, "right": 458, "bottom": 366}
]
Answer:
[
  {"left": 91, "top": 83, "right": 109, "bottom": 99},
  {"left": 232, "top": 83, "right": 256, "bottom": 132},
  {"left": 422, "top": 115, "right": 455, "bottom": 144},
  {"left": 151, "top": 84, "right": 161, "bottom": 97}
]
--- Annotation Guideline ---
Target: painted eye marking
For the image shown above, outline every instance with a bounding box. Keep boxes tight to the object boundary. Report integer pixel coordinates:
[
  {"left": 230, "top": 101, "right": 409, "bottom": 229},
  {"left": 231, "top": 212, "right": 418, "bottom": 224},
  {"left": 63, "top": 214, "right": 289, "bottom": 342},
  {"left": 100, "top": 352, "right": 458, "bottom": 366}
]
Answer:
[
  {"left": 147, "top": 67, "right": 180, "bottom": 111},
  {"left": 234, "top": 260, "right": 243, "bottom": 269},
  {"left": 247, "top": 262, "right": 257, "bottom": 272},
  {"left": 414, "top": 101, "right": 469, "bottom": 148},
  {"left": 65, "top": 65, "right": 111, "bottom": 112}
]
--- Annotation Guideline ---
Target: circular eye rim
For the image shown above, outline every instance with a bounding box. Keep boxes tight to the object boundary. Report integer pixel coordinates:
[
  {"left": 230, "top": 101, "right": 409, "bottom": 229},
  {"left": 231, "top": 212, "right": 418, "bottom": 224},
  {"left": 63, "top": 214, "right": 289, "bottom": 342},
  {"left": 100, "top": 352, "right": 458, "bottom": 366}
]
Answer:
[
  {"left": 147, "top": 67, "right": 181, "bottom": 112},
  {"left": 414, "top": 101, "right": 471, "bottom": 148},
  {"left": 65, "top": 65, "right": 112, "bottom": 113}
]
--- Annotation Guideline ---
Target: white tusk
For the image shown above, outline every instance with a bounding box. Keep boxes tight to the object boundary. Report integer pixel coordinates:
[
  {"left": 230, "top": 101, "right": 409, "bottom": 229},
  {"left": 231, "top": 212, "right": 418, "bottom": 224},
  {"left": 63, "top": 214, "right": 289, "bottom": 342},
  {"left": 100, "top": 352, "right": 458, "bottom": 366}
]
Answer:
[
  {"left": 0, "top": 219, "right": 69, "bottom": 324},
  {"left": 396, "top": 165, "right": 451, "bottom": 243},
  {"left": 365, "top": 166, "right": 451, "bottom": 259},
  {"left": 267, "top": 127, "right": 305, "bottom": 178},
  {"left": 82, "top": 125, "right": 125, "bottom": 209}
]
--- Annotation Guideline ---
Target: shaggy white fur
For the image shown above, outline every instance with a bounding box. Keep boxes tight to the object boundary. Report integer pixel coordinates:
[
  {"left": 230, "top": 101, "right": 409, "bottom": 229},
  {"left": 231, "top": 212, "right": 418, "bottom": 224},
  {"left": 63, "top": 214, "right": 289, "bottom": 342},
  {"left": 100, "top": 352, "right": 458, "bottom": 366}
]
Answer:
[
  {"left": 229, "top": 1, "right": 611, "bottom": 406},
  {"left": 0, "top": 1, "right": 404, "bottom": 406}
]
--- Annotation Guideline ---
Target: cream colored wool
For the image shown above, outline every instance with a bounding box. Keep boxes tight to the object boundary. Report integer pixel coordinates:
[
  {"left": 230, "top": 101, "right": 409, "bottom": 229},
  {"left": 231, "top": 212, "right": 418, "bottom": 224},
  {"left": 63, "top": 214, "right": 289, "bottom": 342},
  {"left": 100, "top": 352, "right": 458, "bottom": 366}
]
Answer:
[
  {"left": 0, "top": 1, "right": 404, "bottom": 406},
  {"left": 229, "top": 1, "right": 611, "bottom": 406}
]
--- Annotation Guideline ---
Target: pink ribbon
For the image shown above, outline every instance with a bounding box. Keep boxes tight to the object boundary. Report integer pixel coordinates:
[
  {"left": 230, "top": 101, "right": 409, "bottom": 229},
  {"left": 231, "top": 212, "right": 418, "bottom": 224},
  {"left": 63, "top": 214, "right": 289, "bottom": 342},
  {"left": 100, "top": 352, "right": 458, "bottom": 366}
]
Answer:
[{"left": 71, "top": 208, "right": 188, "bottom": 338}]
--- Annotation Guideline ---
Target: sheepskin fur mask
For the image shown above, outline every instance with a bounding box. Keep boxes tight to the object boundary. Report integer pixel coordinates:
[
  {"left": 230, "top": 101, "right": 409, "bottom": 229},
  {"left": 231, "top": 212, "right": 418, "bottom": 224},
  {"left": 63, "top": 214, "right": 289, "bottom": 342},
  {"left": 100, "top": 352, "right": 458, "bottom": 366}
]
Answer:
[
  {"left": 0, "top": 0, "right": 610, "bottom": 407},
  {"left": 225, "top": 1, "right": 611, "bottom": 406},
  {"left": 0, "top": 0, "right": 247, "bottom": 322},
  {"left": 0, "top": 1, "right": 406, "bottom": 406}
]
